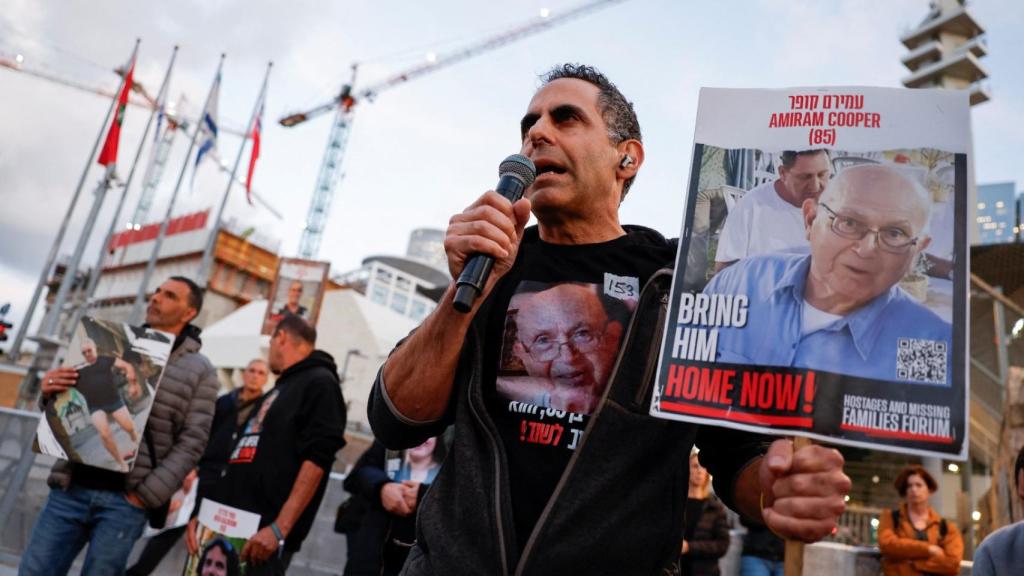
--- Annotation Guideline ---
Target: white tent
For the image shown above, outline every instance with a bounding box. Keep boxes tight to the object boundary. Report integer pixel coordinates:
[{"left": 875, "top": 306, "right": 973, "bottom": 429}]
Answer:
[{"left": 201, "top": 289, "right": 418, "bottom": 431}]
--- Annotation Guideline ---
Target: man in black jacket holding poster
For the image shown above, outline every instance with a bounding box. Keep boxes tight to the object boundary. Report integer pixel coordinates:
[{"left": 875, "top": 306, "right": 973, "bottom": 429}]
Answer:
[{"left": 188, "top": 315, "right": 346, "bottom": 574}]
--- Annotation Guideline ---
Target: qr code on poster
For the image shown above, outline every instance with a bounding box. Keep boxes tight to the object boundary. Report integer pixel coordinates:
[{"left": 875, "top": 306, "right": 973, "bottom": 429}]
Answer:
[{"left": 896, "top": 338, "right": 947, "bottom": 384}]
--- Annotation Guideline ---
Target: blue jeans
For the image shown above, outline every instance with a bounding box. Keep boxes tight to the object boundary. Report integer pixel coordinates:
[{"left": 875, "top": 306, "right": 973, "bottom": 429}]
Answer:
[
  {"left": 739, "top": 555, "right": 784, "bottom": 576},
  {"left": 20, "top": 485, "right": 148, "bottom": 576}
]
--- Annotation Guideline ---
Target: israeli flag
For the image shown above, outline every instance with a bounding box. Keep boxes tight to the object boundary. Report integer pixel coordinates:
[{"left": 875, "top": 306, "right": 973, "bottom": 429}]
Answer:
[{"left": 191, "top": 72, "right": 220, "bottom": 189}]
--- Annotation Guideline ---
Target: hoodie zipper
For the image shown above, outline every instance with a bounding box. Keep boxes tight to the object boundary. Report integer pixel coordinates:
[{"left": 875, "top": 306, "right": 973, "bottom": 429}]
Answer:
[
  {"left": 465, "top": 324, "right": 512, "bottom": 576},
  {"left": 634, "top": 269, "right": 671, "bottom": 408},
  {"left": 514, "top": 270, "right": 668, "bottom": 575}
]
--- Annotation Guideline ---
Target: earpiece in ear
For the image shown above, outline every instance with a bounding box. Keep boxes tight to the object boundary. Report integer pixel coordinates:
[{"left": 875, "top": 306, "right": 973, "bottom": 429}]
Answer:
[{"left": 619, "top": 155, "right": 634, "bottom": 169}]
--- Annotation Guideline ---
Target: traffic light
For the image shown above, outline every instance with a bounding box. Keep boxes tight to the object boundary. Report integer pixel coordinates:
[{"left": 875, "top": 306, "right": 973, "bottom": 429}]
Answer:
[{"left": 0, "top": 320, "right": 11, "bottom": 342}]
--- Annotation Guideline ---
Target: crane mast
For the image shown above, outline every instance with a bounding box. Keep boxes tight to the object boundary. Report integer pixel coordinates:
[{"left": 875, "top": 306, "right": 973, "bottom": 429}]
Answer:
[
  {"left": 286, "top": 0, "right": 627, "bottom": 259},
  {"left": 298, "top": 78, "right": 357, "bottom": 258},
  {"left": 131, "top": 99, "right": 184, "bottom": 227}
]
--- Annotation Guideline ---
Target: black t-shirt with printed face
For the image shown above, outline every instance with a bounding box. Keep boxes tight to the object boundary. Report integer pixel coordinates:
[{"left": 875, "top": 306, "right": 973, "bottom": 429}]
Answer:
[{"left": 482, "top": 226, "right": 675, "bottom": 550}]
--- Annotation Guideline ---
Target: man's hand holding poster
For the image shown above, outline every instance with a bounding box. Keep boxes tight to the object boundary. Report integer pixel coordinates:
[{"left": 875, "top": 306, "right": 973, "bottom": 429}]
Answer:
[{"left": 651, "top": 86, "right": 969, "bottom": 459}]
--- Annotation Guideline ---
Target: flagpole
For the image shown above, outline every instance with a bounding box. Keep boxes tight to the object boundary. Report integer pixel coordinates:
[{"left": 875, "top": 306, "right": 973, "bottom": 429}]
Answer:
[
  {"left": 6, "top": 39, "right": 140, "bottom": 362},
  {"left": 64, "top": 46, "right": 180, "bottom": 339},
  {"left": 197, "top": 62, "right": 272, "bottom": 287},
  {"left": 39, "top": 164, "right": 118, "bottom": 338},
  {"left": 130, "top": 54, "right": 226, "bottom": 323},
  {"left": 36, "top": 45, "right": 140, "bottom": 342}
]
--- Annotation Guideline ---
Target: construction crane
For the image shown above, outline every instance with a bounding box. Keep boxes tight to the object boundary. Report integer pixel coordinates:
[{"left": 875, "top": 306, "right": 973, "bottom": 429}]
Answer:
[
  {"left": 280, "top": 0, "right": 628, "bottom": 259},
  {"left": 0, "top": 54, "right": 157, "bottom": 110},
  {"left": 129, "top": 95, "right": 185, "bottom": 228}
]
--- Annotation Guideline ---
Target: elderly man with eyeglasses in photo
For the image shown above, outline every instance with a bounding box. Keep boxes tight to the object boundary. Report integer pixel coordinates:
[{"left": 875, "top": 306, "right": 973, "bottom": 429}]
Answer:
[
  {"left": 702, "top": 163, "right": 952, "bottom": 385},
  {"left": 498, "top": 282, "right": 630, "bottom": 415}
]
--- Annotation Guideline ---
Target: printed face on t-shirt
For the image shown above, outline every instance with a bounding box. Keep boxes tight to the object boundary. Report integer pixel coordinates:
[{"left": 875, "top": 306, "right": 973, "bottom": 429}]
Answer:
[{"left": 496, "top": 282, "right": 627, "bottom": 414}]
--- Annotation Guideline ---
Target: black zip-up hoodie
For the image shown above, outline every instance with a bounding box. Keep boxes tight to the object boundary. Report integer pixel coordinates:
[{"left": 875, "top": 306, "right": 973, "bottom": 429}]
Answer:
[
  {"left": 368, "top": 226, "right": 770, "bottom": 576},
  {"left": 212, "top": 349, "right": 347, "bottom": 552}
]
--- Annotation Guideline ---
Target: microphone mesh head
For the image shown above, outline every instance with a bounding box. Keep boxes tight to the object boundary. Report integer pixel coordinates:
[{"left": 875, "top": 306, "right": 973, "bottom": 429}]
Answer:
[{"left": 499, "top": 154, "right": 536, "bottom": 187}]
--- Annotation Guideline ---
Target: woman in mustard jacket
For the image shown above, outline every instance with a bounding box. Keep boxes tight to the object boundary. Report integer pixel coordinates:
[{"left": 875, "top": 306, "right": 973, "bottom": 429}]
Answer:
[{"left": 878, "top": 465, "right": 963, "bottom": 576}]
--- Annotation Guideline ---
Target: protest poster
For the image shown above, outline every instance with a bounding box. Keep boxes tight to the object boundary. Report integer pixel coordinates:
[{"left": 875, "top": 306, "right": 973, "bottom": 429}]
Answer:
[
  {"left": 183, "top": 499, "right": 260, "bottom": 576},
  {"left": 34, "top": 317, "right": 173, "bottom": 471},
  {"left": 650, "top": 87, "right": 970, "bottom": 459},
  {"left": 260, "top": 257, "right": 330, "bottom": 335}
]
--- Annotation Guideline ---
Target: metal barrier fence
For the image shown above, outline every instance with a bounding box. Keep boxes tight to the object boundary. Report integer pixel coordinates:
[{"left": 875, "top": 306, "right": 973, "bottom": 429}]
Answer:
[
  {"left": 831, "top": 504, "right": 886, "bottom": 547},
  {"left": 0, "top": 407, "right": 54, "bottom": 568}
]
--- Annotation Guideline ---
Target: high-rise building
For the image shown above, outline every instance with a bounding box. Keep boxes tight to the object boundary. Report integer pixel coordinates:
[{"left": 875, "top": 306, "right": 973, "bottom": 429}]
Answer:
[
  {"left": 84, "top": 210, "right": 281, "bottom": 327},
  {"left": 900, "top": 0, "right": 990, "bottom": 105},
  {"left": 976, "top": 182, "right": 1017, "bottom": 244},
  {"left": 406, "top": 228, "right": 447, "bottom": 272},
  {"left": 1019, "top": 193, "right": 1024, "bottom": 240},
  {"left": 333, "top": 229, "right": 450, "bottom": 323}
]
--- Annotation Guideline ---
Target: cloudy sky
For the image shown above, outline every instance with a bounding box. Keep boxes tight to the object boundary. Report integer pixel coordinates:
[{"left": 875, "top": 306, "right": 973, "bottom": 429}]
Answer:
[{"left": 1, "top": 0, "right": 1022, "bottom": 349}]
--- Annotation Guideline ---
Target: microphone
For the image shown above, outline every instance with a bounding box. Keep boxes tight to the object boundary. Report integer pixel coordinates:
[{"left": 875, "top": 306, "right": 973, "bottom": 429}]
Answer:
[{"left": 452, "top": 154, "right": 536, "bottom": 313}]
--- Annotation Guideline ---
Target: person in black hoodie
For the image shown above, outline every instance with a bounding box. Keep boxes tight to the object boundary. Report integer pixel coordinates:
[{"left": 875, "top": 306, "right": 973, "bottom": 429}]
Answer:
[{"left": 187, "top": 314, "right": 347, "bottom": 575}]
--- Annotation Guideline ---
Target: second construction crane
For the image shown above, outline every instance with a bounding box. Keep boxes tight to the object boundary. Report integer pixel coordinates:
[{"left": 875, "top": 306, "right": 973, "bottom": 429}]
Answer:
[{"left": 280, "top": 0, "right": 627, "bottom": 259}]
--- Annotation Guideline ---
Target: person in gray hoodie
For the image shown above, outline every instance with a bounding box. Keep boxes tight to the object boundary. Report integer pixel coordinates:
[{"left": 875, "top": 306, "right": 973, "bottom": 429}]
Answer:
[
  {"left": 973, "top": 446, "right": 1024, "bottom": 575},
  {"left": 21, "top": 276, "right": 219, "bottom": 575},
  {"left": 369, "top": 63, "right": 851, "bottom": 575}
]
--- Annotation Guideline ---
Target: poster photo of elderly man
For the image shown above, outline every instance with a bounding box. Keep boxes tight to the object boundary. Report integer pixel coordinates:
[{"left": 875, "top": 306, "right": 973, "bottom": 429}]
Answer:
[
  {"left": 34, "top": 317, "right": 173, "bottom": 472},
  {"left": 704, "top": 155, "right": 954, "bottom": 386},
  {"left": 652, "top": 86, "right": 969, "bottom": 460}
]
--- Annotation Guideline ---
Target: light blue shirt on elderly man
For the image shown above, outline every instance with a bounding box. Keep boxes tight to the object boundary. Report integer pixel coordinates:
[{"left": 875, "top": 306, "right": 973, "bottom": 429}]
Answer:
[{"left": 702, "top": 253, "right": 953, "bottom": 385}]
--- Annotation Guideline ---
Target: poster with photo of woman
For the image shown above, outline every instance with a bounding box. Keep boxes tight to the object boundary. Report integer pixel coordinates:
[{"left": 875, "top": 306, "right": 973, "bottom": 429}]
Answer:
[{"left": 183, "top": 499, "right": 259, "bottom": 576}]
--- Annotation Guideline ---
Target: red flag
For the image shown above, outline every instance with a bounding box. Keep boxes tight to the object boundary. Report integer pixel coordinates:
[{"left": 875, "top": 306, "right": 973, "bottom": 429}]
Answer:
[
  {"left": 245, "top": 102, "right": 263, "bottom": 205},
  {"left": 97, "top": 59, "right": 136, "bottom": 167}
]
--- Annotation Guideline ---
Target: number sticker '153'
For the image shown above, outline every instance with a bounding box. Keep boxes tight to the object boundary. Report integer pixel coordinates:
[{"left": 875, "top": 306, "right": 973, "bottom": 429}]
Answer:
[{"left": 604, "top": 273, "right": 639, "bottom": 302}]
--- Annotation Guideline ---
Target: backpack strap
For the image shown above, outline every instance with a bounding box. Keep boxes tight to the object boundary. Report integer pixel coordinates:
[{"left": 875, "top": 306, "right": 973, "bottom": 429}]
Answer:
[{"left": 894, "top": 507, "right": 949, "bottom": 539}]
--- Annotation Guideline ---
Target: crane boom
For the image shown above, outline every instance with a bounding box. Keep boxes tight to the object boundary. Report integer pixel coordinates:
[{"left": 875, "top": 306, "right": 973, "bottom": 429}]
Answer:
[
  {"left": 285, "top": 0, "right": 629, "bottom": 259},
  {"left": 359, "top": 0, "right": 626, "bottom": 101},
  {"left": 0, "top": 55, "right": 155, "bottom": 109},
  {"left": 281, "top": 0, "right": 625, "bottom": 127}
]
